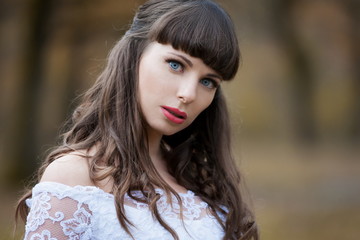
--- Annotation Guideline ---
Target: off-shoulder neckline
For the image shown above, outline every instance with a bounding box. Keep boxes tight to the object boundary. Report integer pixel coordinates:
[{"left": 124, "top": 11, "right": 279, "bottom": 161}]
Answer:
[{"left": 35, "top": 181, "right": 196, "bottom": 198}]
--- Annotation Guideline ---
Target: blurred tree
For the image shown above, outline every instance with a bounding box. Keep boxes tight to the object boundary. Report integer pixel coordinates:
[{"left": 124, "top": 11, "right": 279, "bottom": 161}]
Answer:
[
  {"left": 2, "top": 0, "right": 143, "bottom": 186},
  {"left": 1, "top": 0, "right": 359, "bottom": 189},
  {"left": 269, "top": 0, "right": 316, "bottom": 143},
  {"left": 347, "top": 0, "right": 360, "bottom": 142},
  {"left": 5, "top": 0, "right": 53, "bottom": 185},
  {"left": 267, "top": 0, "right": 360, "bottom": 144}
]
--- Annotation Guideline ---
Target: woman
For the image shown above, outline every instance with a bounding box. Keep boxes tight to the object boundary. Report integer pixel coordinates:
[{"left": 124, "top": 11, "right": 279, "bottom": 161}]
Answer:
[{"left": 16, "top": 0, "right": 258, "bottom": 239}]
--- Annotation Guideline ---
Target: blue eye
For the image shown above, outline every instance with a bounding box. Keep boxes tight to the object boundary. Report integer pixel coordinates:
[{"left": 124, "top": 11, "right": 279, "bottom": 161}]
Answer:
[
  {"left": 200, "top": 78, "right": 217, "bottom": 89},
  {"left": 169, "top": 61, "right": 182, "bottom": 71}
]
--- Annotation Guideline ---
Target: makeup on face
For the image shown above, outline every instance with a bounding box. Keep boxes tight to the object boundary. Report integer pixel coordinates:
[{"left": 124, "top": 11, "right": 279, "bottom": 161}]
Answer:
[
  {"left": 138, "top": 42, "right": 220, "bottom": 136},
  {"left": 160, "top": 106, "right": 187, "bottom": 124}
]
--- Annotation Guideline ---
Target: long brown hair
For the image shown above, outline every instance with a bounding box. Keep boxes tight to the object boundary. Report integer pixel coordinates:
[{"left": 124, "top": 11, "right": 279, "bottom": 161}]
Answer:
[{"left": 16, "top": 0, "right": 258, "bottom": 239}]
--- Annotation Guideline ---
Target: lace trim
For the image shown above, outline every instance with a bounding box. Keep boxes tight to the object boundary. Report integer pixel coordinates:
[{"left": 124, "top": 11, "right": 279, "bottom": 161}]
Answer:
[
  {"left": 128, "top": 189, "right": 209, "bottom": 220},
  {"left": 25, "top": 192, "right": 64, "bottom": 232},
  {"left": 31, "top": 182, "right": 212, "bottom": 221},
  {"left": 25, "top": 190, "right": 93, "bottom": 240},
  {"left": 25, "top": 182, "right": 226, "bottom": 240}
]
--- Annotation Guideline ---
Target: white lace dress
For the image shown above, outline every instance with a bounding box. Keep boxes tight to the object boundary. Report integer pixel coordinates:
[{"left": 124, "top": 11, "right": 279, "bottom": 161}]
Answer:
[{"left": 24, "top": 182, "right": 225, "bottom": 240}]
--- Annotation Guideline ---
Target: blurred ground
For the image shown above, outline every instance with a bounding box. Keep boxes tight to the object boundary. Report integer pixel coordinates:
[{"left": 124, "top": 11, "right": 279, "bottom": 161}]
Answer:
[
  {"left": 2, "top": 141, "right": 359, "bottom": 240},
  {"left": 240, "top": 141, "right": 360, "bottom": 240}
]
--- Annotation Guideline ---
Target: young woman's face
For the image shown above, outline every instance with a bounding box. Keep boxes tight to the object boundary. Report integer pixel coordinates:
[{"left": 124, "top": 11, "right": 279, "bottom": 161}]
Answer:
[{"left": 138, "top": 42, "right": 222, "bottom": 136}]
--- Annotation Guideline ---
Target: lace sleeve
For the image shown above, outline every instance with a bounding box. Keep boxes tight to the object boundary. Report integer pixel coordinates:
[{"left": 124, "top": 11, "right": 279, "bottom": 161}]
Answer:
[{"left": 24, "top": 191, "right": 93, "bottom": 240}]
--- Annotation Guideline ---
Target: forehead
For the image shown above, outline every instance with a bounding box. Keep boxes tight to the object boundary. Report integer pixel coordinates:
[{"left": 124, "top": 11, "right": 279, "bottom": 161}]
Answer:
[
  {"left": 142, "top": 42, "right": 191, "bottom": 60},
  {"left": 141, "top": 42, "right": 221, "bottom": 77}
]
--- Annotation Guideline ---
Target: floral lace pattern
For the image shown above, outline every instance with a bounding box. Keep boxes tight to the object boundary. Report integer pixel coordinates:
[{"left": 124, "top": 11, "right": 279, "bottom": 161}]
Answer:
[
  {"left": 60, "top": 207, "right": 92, "bottom": 239},
  {"left": 24, "top": 182, "right": 225, "bottom": 240},
  {"left": 25, "top": 192, "right": 64, "bottom": 232},
  {"left": 29, "top": 230, "right": 56, "bottom": 240},
  {"left": 129, "top": 189, "right": 209, "bottom": 220}
]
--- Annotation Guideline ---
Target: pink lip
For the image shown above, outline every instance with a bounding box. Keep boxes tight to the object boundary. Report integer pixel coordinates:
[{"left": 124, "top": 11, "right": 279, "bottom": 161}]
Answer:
[{"left": 161, "top": 106, "right": 187, "bottom": 124}]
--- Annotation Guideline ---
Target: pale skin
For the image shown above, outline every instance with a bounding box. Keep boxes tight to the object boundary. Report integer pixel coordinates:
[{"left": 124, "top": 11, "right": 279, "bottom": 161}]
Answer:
[{"left": 41, "top": 42, "right": 222, "bottom": 194}]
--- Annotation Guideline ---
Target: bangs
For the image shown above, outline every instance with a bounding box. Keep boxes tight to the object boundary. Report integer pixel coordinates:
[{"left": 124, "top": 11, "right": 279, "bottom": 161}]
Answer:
[{"left": 148, "top": 0, "right": 240, "bottom": 80}]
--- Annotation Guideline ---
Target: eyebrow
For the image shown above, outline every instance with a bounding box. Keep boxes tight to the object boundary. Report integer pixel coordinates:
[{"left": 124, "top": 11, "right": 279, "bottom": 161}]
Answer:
[
  {"left": 169, "top": 53, "right": 193, "bottom": 67},
  {"left": 169, "top": 52, "right": 223, "bottom": 81},
  {"left": 206, "top": 73, "right": 222, "bottom": 81}
]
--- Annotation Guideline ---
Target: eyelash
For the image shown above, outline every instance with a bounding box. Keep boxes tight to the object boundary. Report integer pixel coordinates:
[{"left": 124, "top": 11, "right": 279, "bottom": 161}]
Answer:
[
  {"left": 165, "top": 58, "right": 219, "bottom": 89},
  {"left": 166, "top": 59, "right": 184, "bottom": 72},
  {"left": 201, "top": 78, "right": 219, "bottom": 89}
]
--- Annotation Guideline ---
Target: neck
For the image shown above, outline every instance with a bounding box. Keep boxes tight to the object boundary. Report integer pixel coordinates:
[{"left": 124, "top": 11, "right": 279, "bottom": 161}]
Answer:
[
  {"left": 146, "top": 128, "right": 188, "bottom": 193},
  {"left": 147, "top": 129, "right": 167, "bottom": 173}
]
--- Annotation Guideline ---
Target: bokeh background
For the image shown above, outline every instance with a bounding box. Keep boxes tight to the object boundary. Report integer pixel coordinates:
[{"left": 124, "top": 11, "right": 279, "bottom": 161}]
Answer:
[{"left": 1, "top": 0, "right": 359, "bottom": 239}]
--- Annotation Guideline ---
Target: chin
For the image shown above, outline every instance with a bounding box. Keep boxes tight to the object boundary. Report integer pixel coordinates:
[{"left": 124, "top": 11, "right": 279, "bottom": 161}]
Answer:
[
  {"left": 148, "top": 120, "right": 191, "bottom": 137},
  {"left": 162, "top": 129, "right": 183, "bottom": 136},
  {"left": 160, "top": 125, "right": 189, "bottom": 136}
]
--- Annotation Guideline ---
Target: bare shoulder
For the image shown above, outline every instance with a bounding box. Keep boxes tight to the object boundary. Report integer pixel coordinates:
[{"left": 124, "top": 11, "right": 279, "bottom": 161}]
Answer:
[{"left": 40, "top": 152, "right": 94, "bottom": 187}]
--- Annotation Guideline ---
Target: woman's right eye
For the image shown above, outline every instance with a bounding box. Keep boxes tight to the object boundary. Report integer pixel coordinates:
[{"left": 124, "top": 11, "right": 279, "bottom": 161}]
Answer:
[{"left": 167, "top": 60, "right": 183, "bottom": 72}]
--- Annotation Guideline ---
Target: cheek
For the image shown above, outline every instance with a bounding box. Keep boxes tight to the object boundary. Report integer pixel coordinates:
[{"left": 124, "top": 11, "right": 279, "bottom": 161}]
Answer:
[
  {"left": 138, "top": 66, "right": 170, "bottom": 99},
  {"left": 202, "top": 90, "right": 217, "bottom": 109},
  {"left": 138, "top": 67, "right": 158, "bottom": 102},
  {"left": 192, "top": 92, "right": 216, "bottom": 118}
]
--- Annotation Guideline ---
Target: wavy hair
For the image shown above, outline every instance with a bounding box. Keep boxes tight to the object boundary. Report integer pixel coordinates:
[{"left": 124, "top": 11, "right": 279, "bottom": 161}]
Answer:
[{"left": 16, "top": 0, "right": 258, "bottom": 239}]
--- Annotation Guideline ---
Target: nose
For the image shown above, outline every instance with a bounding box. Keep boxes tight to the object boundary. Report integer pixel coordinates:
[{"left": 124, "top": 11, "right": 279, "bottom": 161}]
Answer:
[{"left": 177, "top": 79, "right": 197, "bottom": 104}]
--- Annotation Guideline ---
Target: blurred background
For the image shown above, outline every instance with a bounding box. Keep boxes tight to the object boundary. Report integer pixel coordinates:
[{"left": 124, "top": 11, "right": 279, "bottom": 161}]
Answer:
[{"left": 0, "top": 0, "right": 359, "bottom": 239}]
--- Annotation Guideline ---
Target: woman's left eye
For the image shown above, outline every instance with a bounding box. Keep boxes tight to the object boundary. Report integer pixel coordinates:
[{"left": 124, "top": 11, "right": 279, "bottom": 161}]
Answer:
[
  {"left": 168, "top": 60, "right": 182, "bottom": 71},
  {"left": 200, "top": 78, "right": 218, "bottom": 89}
]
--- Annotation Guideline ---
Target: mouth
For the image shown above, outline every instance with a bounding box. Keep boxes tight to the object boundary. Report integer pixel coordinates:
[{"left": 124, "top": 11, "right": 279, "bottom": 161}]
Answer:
[{"left": 161, "top": 106, "right": 187, "bottom": 124}]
